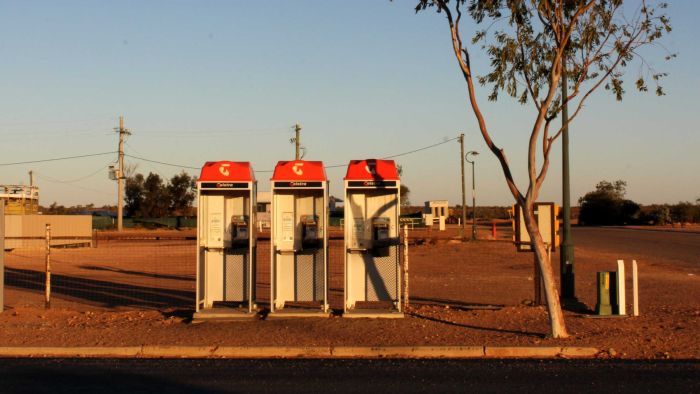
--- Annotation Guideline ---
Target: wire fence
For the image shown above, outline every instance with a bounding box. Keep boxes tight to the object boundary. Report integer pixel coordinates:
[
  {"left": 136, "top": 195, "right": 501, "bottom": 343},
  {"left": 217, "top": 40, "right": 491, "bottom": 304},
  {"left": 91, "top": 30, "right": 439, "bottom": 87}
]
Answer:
[
  {"left": 2, "top": 224, "right": 513, "bottom": 313},
  {"left": 4, "top": 235, "right": 195, "bottom": 311}
]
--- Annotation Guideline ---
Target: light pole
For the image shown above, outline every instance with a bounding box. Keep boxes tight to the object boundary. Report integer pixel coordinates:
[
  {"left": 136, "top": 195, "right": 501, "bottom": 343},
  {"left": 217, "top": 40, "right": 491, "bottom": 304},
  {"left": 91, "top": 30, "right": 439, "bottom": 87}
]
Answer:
[
  {"left": 465, "top": 151, "right": 479, "bottom": 240},
  {"left": 560, "top": 55, "right": 576, "bottom": 300},
  {"left": 459, "top": 133, "right": 467, "bottom": 241}
]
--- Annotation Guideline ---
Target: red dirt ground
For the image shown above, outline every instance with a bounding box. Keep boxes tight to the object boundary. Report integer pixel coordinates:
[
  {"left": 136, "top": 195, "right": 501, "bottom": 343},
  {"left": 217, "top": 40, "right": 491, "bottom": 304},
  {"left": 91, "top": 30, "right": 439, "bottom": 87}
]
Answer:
[{"left": 1, "top": 227, "right": 698, "bottom": 359}]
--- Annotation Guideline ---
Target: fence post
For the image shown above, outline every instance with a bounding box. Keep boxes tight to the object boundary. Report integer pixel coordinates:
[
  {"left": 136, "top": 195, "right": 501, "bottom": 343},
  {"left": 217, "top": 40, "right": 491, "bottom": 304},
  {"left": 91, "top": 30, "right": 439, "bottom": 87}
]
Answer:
[
  {"left": 45, "top": 223, "right": 51, "bottom": 309},
  {"left": 632, "top": 260, "right": 639, "bottom": 316},
  {"left": 0, "top": 199, "right": 4, "bottom": 313},
  {"left": 403, "top": 224, "right": 409, "bottom": 310}
]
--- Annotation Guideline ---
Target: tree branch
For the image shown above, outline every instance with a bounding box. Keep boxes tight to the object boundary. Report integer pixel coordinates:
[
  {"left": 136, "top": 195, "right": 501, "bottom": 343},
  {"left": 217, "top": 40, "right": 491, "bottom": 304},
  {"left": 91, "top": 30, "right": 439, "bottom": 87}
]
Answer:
[{"left": 435, "top": 0, "right": 524, "bottom": 203}]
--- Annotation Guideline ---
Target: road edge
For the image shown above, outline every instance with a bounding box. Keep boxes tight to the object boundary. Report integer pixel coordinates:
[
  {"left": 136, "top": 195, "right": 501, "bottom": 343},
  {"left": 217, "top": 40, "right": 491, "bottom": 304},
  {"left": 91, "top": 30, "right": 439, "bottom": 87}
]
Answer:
[{"left": 0, "top": 346, "right": 599, "bottom": 359}]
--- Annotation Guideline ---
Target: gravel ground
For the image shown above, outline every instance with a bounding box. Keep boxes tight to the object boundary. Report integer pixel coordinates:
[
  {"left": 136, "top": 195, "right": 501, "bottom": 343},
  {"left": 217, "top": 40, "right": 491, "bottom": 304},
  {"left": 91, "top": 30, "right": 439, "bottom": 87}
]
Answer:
[{"left": 1, "top": 227, "right": 697, "bottom": 359}]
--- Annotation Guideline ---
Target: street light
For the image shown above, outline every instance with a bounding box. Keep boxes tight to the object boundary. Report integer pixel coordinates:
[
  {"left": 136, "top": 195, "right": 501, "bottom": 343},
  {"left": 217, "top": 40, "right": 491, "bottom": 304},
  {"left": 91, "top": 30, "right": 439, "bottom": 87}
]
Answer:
[{"left": 465, "top": 151, "right": 479, "bottom": 240}]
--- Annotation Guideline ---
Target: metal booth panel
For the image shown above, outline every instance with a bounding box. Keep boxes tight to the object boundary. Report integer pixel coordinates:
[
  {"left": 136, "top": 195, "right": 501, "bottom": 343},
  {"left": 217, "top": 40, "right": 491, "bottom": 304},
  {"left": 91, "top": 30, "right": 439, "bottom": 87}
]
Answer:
[
  {"left": 200, "top": 191, "right": 253, "bottom": 307},
  {"left": 272, "top": 190, "right": 326, "bottom": 310},
  {"left": 273, "top": 192, "right": 295, "bottom": 309},
  {"left": 365, "top": 190, "right": 399, "bottom": 301},
  {"left": 345, "top": 190, "right": 400, "bottom": 308},
  {"left": 346, "top": 192, "right": 367, "bottom": 309}
]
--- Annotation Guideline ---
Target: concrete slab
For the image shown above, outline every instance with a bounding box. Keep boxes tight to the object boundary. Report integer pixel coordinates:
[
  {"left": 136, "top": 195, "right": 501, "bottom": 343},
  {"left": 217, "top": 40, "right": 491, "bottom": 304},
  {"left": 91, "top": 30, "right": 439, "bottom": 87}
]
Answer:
[
  {"left": 559, "top": 347, "right": 599, "bottom": 357},
  {"left": 0, "top": 346, "right": 142, "bottom": 358},
  {"left": 343, "top": 310, "right": 404, "bottom": 319},
  {"left": 267, "top": 310, "right": 330, "bottom": 319},
  {"left": 485, "top": 346, "right": 562, "bottom": 358},
  {"left": 331, "top": 346, "right": 484, "bottom": 358},
  {"left": 193, "top": 308, "right": 259, "bottom": 321},
  {"left": 141, "top": 346, "right": 215, "bottom": 358},
  {"left": 213, "top": 346, "right": 332, "bottom": 358},
  {"left": 0, "top": 345, "right": 599, "bottom": 359}
]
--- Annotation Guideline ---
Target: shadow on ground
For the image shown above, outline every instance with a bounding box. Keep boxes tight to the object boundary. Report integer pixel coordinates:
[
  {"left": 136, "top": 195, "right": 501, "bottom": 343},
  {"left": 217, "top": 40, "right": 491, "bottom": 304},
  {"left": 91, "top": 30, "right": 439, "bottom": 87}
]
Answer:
[{"left": 5, "top": 267, "right": 194, "bottom": 310}]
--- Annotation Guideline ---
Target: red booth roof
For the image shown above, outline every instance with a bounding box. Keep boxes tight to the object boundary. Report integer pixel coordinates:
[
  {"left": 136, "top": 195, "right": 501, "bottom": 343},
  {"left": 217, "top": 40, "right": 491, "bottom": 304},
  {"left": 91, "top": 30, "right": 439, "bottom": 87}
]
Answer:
[
  {"left": 198, "top": 161, "right": 255, "bottom": 182},
  {"left": 344, "top": 159, "right": 399, "bottom": 181},
  {"left": 271, "top": 160, "right": 327, "bottom": 181}
]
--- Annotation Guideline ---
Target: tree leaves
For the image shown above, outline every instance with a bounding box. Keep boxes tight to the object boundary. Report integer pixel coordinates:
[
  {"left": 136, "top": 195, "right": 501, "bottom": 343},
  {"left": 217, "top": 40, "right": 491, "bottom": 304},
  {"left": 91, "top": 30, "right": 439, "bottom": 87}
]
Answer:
[
  {"left": 124, "top": 171, "right": 196, "bottom": 218},
  {"left": 416, "top": 0, "right": 674, "bottom": 113}
]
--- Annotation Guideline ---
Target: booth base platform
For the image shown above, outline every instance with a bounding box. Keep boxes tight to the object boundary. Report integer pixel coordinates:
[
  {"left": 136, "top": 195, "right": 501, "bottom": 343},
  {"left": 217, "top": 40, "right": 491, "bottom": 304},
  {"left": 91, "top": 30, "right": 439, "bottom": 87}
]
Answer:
[
  {"left": 267, "top": 309, "right": 331, "bottom": 319},
  {"left": 343, "top": 309, "right": 404, "bottom": 319},
  {"left": 193, "top": 308, "right": 259, "bottom": 321}
]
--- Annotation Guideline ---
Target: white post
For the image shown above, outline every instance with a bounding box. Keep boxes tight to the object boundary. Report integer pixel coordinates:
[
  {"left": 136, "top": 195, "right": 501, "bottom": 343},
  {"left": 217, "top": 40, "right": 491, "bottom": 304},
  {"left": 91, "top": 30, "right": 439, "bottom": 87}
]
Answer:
[
  {"left": 632, "top": 260, "right": 639, "bottom": 317},
  {"left": 403, "top": 225, "right": 409, "bottom": 310},
  {"left": 0, "top": 199, "right": 4, "bottom": 313},
  {"left": 616, "top": 259, "right": 626, "bottom": 316},
  {"left": 45, "top": 224, "right": 52, "bottom": 309}
]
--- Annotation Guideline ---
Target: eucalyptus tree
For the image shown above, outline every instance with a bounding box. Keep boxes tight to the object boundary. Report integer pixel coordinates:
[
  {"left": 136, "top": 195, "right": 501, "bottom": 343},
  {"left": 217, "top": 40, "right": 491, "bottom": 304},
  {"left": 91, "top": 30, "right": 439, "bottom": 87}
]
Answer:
[{"left": 414, "top": 0, "right": 672, "bottom": 337}]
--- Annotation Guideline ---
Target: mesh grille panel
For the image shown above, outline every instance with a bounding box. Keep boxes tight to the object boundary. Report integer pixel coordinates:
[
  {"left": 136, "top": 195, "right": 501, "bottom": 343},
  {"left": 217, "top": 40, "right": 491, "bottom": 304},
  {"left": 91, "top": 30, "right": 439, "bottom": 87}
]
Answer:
[
  {"left": 294, "top": 249, "right": 324, "bottom": 302},
  {"left": 366, "top": 245, "right": 400, "bottom": 302},
  {"left": 224, "top": 250, "right": 248, "bottom": 302}
]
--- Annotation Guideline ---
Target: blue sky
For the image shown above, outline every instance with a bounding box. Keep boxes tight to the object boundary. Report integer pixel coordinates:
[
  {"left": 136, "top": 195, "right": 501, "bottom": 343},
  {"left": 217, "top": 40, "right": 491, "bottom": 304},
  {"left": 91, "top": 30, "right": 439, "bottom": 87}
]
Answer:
[{"left": 1, "top": 1, "right": 697, "bottom": 207}]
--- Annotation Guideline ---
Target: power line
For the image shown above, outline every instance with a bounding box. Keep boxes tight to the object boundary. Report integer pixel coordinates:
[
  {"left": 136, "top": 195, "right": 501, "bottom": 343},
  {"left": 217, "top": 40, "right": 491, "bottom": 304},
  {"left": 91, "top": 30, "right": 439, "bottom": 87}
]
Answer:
[
  {"left": 124, "top": 154, "right": 200, "bottom": 170},
  {"left": 0, "top": 152, "right": 117, "bottom": 167},
  {"left": 1, "top": 135, "right": 459, "bottom": 173},
  {"left": 125, "top": 136, "right": 459, "bottom": 173},
  {"left": 321, "top": 136, "right": 460, "bottom": 170},
  {"left": 129, "top": 126, "right": 292, "bottom": 138},
  {"left": 0, "top": 116, "right": 115, "bottom": 127},
  {"left": 381, "top": 136, "right": 459, "bottom": 159},
  {"left": 37, "top": 180, "right": 114, "bottom": 197},
  {"left": 34, "top": 164, "right": 112, "bottom": 184}
]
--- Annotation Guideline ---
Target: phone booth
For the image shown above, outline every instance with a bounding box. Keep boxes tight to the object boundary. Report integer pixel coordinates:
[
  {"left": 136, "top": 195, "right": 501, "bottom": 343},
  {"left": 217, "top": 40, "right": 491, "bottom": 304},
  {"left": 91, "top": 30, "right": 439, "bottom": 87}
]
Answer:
[
  {"left": 195, "top": 161, "right": 257, "bottom": 319},
  {"left": 344, "top": 159, "right": 403, "bottom": 317},
  {"left": 270, "top": 160, "right": 329, "bottom": 316}
]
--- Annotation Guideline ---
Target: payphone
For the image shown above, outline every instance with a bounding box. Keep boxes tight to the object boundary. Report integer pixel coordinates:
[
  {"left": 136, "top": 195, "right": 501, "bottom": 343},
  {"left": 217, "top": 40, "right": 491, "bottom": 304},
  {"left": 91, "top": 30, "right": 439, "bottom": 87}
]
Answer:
[
  {"left": 344, "top": 159, "right": 402, "bottom": 317},
  {"left": 270, "top": 160, "right": 328, "bottom": 316},
  {"left": 231, "top": 215, "right": 249, "bottom": 245},
  {"left": 195, "top": 161, "right": 257, "bottom": 318},
  {"left": 372, "top": 217, "right": 391, "bottom": 248},
  {"left": 300, "top": 214, "right": 319, "bottom": 247}
]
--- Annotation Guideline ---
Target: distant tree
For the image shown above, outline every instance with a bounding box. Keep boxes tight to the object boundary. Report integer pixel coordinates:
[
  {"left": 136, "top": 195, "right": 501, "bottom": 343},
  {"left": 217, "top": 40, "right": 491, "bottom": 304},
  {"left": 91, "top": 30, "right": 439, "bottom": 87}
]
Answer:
[
  {"left": 168, "top": 172, "right": 196, "bottom": 216},
  {"left": 645, "top": 204, "right": 672, "bottom": 225},
  {"left": 578, "top": 180, "right": 640, "bottom": 225},
  {"left": 124, "top": 173, "right": 145, "bottom": 217},
  {"left": 124, "top": 171, "right": 197, "bottom": 218},
  {"left": 45, "top": 202, "right": 66, "bottom": 214},
  {"left": 400, "top": 184, "right": 411, "bottom": 206},
  {"left": 396, "top": 164, "right": 411, "bottom": 206},
  {"left": 139, "top": 173, "right": 170, "bottom": 218},
  {"left": 100, "top": 204, "right": 117, "bottom": 213},
  {"left": 670, "top": 201, "right": 698, "bottom": 223}
]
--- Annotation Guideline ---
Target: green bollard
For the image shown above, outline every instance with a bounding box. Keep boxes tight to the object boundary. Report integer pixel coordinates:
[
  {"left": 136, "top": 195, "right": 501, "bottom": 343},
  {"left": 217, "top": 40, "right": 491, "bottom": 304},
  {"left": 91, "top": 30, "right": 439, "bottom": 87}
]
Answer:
[{"left": 595, "top": 272, "right": 613, "bottom": 315}]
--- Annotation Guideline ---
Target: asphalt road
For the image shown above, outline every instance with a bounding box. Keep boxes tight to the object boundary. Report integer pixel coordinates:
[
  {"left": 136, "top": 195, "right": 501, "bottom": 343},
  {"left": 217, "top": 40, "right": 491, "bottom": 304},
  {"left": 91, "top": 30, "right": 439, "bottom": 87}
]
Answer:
[
  {"left": 0, "top": 358, "right": 697, "bottom": 393},
  {"left": 572, "top": 227, "right": 700, "bottom": 268}
]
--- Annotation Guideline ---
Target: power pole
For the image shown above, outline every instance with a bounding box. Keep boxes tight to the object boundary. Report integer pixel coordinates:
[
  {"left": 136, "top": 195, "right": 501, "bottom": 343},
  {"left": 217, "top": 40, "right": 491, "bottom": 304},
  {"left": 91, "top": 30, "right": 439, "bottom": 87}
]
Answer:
[
  {"left": 465, "top": 151, "right": 479, "bottom": 241},
  {"left": 29, "top": 170, "right": 33, "bottom": 187},
  {"left": 294, "top": 123, "right": 301, "bottom": 160},
  {"left": 116, "top": 116, "right": 131, "bottom": 232},
  {"left": 459, "top": 134, "right": 466, "bottom": 241},
  {"left": 560, "top": 58, "right": 575, "bottom": 300}
]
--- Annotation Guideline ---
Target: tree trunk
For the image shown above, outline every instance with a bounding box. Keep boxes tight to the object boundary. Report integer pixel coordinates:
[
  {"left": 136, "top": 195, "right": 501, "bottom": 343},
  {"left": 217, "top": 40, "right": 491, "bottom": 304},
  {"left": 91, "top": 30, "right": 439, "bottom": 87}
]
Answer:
[{"left": 522, "top": 202, "right": 569, "bottom": 338}]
